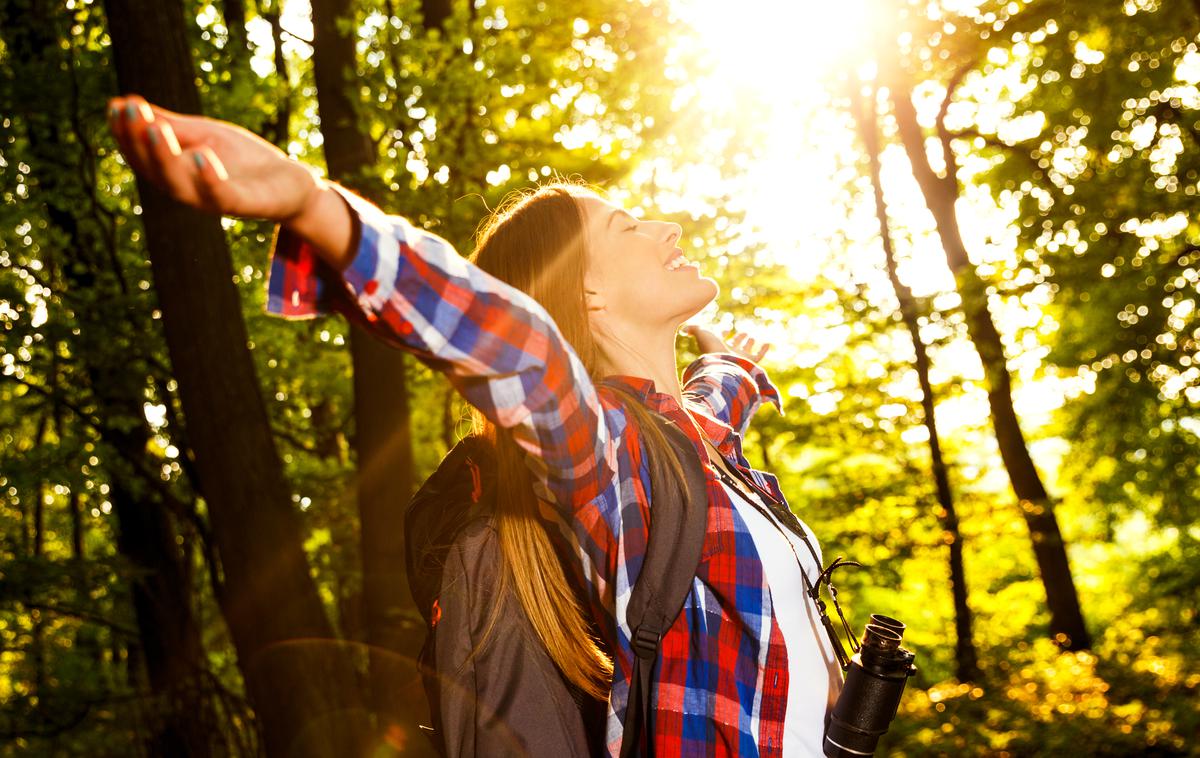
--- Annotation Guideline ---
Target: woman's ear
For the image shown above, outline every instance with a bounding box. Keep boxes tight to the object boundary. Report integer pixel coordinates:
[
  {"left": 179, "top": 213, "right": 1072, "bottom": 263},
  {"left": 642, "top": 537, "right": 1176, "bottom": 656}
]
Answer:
[{"left": 584, "top": 287, "right": 606, "bottom": 312}]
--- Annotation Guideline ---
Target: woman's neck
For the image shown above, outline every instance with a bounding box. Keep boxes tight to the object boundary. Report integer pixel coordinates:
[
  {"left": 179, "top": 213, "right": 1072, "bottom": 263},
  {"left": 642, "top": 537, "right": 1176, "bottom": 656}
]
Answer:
[{"left": 597, "top": 323, "right": 684, "bottom": 406}]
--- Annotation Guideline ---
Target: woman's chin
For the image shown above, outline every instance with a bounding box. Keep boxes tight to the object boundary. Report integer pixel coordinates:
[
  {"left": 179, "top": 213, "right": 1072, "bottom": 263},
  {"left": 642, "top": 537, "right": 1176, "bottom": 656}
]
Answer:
[
  {"left": 693, "top": 276, "right": 720, "bottom": 309},
  {"left": 676, "top": 278, "right": 720, "bottom": 321}
]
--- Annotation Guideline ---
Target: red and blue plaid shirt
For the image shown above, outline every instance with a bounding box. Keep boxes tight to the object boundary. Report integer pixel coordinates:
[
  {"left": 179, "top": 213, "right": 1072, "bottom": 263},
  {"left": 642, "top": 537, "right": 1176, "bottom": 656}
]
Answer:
[{"left": 267, "top": 186, "right": 798, "bottom": 756}]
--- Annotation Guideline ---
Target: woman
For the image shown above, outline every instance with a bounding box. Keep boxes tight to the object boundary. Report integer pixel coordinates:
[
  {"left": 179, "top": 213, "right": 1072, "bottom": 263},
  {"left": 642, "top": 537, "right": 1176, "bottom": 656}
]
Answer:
[{"left": 107, "top": 95, "right": 844, "bottom": 757}]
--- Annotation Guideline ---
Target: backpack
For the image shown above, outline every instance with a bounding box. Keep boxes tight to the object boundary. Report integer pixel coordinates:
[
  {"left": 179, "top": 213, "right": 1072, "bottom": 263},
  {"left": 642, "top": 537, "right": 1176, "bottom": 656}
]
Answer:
[{"left": 405, "top": 413, "right": 709, "bottom": 757}]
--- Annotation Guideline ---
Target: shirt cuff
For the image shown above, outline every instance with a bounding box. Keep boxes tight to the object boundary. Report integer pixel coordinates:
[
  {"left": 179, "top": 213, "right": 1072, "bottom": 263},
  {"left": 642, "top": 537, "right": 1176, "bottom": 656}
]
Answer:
[
  {"left": 264, "top": 183, "right": 394, "bottom": 320},
  {"left": 682, "top": 353, "right": 783, "bottom": 414}
]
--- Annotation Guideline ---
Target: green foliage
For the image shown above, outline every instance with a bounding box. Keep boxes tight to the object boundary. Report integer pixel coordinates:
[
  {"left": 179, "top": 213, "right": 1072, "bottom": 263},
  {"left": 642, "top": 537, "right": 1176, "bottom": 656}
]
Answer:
[{"left": 972, "top": 0, "right": 1200, "bottom": 529}]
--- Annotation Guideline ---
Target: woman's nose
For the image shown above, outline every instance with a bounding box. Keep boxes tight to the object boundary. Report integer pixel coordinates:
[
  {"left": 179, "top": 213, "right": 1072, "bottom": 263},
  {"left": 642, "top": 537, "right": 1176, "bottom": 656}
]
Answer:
[{"left": 662, "top": 222, "right": 683, "bottom": 246}]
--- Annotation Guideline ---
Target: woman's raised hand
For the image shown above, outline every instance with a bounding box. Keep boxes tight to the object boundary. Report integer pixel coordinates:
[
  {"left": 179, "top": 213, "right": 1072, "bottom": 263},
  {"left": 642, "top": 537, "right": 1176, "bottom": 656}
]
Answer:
[
  {"left": 681, "top": 324, "right": 772, "bottom": 363},
  {"left": 107, "top": 94, "right": 319, "bottom": 223}
]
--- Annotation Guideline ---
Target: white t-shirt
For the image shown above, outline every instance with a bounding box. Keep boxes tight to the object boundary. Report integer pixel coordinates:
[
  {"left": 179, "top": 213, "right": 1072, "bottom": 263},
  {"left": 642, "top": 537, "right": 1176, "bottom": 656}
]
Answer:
[{"left": 718, "top": 480, "right": 844, "bottom": 757}]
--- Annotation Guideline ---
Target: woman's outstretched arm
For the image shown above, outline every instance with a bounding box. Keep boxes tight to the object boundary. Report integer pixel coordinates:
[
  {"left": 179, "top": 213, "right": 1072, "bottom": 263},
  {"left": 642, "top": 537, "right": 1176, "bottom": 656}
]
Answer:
[{"left": 107, "top": 95, "right": 621, "bottom": 518}]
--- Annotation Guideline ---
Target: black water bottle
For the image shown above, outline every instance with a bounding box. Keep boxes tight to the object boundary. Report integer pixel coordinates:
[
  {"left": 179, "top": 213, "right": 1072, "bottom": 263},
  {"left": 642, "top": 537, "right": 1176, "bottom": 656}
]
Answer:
[{"left": 823, "top": 614, "right": 917, "bottom": 757}]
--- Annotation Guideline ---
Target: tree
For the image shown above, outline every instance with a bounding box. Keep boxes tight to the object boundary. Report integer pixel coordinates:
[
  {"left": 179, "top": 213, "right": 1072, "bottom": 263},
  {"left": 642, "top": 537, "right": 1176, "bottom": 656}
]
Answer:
[
  {"left": 102, "top": 0, "right": 371, "bottom": 753},
  {"left": 849, "top": 81, "right": 980, "bottom": 681},
  {"left": 0, "top": 0, "right": 215, "bottom": 752},
  {"left": 879, "top": 11, "right": 1091, "bottom": 650},
  {"left": 979, "top": 0, "right": 1200, "bottom": 533},
  {"left": 308, "top": 0, "right": 428, "bottom": 736}
]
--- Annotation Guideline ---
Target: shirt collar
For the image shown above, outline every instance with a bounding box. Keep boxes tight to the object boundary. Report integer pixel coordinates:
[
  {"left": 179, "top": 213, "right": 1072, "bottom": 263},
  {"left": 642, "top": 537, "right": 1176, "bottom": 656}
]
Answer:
[{"left": 600, "top": 374, "right": 740, "bottom": 459}]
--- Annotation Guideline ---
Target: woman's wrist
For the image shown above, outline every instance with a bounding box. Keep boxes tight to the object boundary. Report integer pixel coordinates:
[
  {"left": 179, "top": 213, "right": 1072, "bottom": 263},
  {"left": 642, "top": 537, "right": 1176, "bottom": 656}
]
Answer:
[{"left": 282, "top": 176, "right": 355, "bottom": 271}]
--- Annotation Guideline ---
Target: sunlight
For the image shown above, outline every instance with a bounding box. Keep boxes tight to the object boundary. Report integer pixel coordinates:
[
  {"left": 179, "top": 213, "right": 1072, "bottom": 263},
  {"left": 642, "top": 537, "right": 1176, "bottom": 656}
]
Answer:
[
  {"left": 671, "top": 0, "right": 887, "bottom": 285},
  {"left": 670, "top": 0, "right": 1080, "bottom": 434},
  {"left": 675, "top": 0, "right": 877, "bottom": 101}
]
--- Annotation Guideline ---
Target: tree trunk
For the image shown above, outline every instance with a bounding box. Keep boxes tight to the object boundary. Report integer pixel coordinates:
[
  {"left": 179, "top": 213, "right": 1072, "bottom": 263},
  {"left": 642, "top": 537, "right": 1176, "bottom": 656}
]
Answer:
[
  {"left": 261, "top": 0, "right": 292, "bottom": 148},
  {"left": 308, "top": 0, "right": 426, "bottom": 740},
  {"left": 849, "top": 85, "right": 980, "bottom": 681},
  {"left": 220, "top": 0, "right": 252, "bottom": 76},
  {"left": 0, "top": 1, "right": 217, "bottom": 752},
  {"left": 421, "top": 0, "right": 452, "bottom": 31},
  {"left": 102, "top": 0, "right": 372, "bottom": 754},
  {"left": 885, "top": 75, "right": 1091, "bottom": 651}
]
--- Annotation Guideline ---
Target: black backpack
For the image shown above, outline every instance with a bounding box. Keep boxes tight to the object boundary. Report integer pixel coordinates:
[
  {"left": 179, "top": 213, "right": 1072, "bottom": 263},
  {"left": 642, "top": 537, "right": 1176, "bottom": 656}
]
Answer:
[{"left": 405, "top": 413, "right": 708, "bottom": 757}]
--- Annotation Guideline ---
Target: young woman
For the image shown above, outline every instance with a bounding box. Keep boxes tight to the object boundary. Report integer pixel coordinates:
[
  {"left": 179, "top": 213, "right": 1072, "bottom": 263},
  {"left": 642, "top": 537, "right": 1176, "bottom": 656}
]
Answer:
[{"left": 107, "top": 95, "right": 844, "bottom": 757}]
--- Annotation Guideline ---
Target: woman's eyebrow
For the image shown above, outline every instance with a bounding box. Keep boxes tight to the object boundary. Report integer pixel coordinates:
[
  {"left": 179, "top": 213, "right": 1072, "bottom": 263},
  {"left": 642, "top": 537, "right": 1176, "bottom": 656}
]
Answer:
[{"left": 606, "top": 209, "right": 634, "bottom": 229}]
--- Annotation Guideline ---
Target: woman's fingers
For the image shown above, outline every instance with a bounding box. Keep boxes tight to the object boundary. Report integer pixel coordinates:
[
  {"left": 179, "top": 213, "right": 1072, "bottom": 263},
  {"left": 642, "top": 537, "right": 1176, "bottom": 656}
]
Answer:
[
  {"left": 109, "top": 95, "right": 235, "bottom": 214},
  {"left": 149, "top": 103, "right": 228, "bottom": 153},
  {"left": 108, "top": 99, "right": 148, "bottom": 179},
  {"left": 189, "top": 146, "right": 235, "bottom": 213},
  {"left": 684, "top": 324, "right": 771, "bottom": 362},
  {"left": 114, "top": 96, "right": 162, "bottom": 183},
  {"left": 145, "top": 121, "right": 204, "bottom": 206},
  {"left": 721, "top": 330, "right": 771, "bottom": 362}
]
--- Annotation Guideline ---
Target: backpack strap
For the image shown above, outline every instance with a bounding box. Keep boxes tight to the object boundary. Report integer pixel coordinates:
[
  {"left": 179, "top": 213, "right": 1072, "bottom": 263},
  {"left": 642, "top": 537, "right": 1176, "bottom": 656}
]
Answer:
[
  {"left": 404, "top": 435, "right": 495, "bottom": 625},
  {"left": 620, "top": 414, "right": 709, "bottom": 758}
]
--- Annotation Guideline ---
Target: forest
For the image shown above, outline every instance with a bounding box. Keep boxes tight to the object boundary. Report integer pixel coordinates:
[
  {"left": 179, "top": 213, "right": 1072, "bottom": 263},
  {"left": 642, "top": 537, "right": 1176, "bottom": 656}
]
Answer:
[{"left": 0, "top": 0, "right": 1196, "bottom": 754}]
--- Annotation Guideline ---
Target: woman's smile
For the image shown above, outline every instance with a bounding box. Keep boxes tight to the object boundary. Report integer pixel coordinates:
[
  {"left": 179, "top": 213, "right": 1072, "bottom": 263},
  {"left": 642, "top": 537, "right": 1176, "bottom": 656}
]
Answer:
[{"left": 665, "top": 250, "right": 697, "bottom": 272}]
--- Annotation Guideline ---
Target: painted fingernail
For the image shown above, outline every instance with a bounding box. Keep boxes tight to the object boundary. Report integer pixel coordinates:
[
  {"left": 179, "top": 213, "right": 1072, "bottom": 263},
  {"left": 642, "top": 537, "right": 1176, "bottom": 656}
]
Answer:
[
  {"left": 193, "top": 153, "right": 207, "bottom": 169},
  {"left": 125, "top": 103, "right": 139, "bottom": 121},
  {"left": 147, "top": 125, "right": 160, "bottom": 146},
  {"left": 109, "top": 105, "right": 120, "bottom": 121}
]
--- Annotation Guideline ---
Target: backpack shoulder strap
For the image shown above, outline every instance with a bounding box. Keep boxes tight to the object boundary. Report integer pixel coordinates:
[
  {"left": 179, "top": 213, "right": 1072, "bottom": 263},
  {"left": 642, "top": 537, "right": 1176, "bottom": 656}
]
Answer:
[
  {"left": 620, "top": 413, "right": 708, "bottom": 758},
  {"left": 404, "top": 434, "right": 496, "bottom": 625}
]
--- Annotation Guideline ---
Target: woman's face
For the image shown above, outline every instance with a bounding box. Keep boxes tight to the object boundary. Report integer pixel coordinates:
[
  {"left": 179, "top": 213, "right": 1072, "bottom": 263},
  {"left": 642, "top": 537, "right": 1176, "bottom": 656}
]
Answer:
[{"left": 578, "top": 195, "right": 719, "bottom": 332}]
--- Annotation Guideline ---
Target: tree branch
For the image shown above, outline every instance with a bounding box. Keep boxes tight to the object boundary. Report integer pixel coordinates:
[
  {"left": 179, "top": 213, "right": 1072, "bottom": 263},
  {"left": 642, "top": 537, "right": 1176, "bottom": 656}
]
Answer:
[
  {"left": 1, "top": 374, "right": 102, "bottom": 428},
  {"left": 936, "top": 61, "right": 976, "bottom": 189},
  {"left": 888, "top": 81, "right": 953, "bottom": 195}
]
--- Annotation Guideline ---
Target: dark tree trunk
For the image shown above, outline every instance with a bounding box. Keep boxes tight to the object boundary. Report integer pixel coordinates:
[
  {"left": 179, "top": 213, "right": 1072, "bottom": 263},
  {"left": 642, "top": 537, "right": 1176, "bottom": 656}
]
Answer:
[
  {"left": 849, "top": 85, "right": 980, "bottom": 682},
  {"left": 261, "top": 0, "right": 292, "bottom": 148},
  {"left": 421, "top": 0, "right": 452, "bottom": 31},
  {"left": 220, "top": 0, "right": 252, "bottom": 75},
  {"left": 0, "top": 1, "right": 217, "bottom": 753},
  {"left": 102, "top": 0, "right": 372, "bottom": 754},
  {"left": 886, "top": 76, "right": 1091, "bottom": 651},
  {"left": 68, "top": 488, "right": 83, "bottom": 560},
  {"left": 32, "top": 423, "right": 48, "bottom": 698},
  {"left": 308, "top": 0, "right": 426, "bottom": 739}
]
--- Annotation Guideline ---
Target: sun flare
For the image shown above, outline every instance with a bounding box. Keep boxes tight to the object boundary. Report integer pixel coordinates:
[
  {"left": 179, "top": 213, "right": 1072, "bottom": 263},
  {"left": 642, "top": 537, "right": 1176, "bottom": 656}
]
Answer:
[{"left": 676, "top": 0, "right": 877, "bottom": 101}]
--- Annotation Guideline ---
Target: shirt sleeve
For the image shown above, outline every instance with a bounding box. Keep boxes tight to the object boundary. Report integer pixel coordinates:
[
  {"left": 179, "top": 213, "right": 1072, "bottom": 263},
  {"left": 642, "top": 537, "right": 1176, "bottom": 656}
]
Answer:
[
  {"left": 680, "top": 353, "right": 782, "bottom": 437},
  {"left": 265, "top": 184, "right": 620, "bottom": 513}
]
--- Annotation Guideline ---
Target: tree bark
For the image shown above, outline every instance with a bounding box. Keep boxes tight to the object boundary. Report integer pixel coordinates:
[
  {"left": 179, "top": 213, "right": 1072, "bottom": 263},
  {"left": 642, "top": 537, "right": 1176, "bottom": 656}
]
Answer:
[
  {"left": 102, "top": 0, "right": 372, "bottom": 754},
  {"left": 849, "top": 84, "right": 980, "bottom": 681},
  {"left": 308, "top": 0, "right": 426, "bottom": 739},
  {"left": 885, "top": 73, "right": 1091, "bottom": 651}
]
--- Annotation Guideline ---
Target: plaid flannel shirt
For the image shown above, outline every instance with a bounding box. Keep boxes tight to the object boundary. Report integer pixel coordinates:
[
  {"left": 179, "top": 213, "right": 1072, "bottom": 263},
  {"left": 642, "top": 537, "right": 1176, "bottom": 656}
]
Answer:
[{"left": 266, "top": 186, "right": 797, "bottom": 757}]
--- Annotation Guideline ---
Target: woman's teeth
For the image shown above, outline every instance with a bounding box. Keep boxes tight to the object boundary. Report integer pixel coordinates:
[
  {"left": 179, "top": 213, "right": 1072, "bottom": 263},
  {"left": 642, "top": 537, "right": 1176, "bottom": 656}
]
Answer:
[{"left": 666, "top": 254, "right": 690, "bottom": 271}]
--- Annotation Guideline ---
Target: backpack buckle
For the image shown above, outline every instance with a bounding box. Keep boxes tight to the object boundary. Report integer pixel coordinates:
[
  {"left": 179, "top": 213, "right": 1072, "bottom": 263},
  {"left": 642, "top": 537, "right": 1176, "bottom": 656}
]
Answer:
[{"left": 632, "top": 625, "right": 661, "bottom": 661}]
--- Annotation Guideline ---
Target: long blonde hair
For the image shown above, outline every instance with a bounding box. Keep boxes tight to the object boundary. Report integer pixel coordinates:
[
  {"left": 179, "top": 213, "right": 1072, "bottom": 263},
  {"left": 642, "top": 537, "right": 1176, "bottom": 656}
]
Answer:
[{"left": 468, "top": 183, "right": 686, "bottom": 700}]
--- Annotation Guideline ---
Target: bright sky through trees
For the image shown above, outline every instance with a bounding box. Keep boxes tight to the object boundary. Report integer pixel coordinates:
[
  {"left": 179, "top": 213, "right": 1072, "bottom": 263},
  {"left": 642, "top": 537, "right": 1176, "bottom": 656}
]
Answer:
[{"left": 673, "top": 0, "right": 1092, "bottom": 467}]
